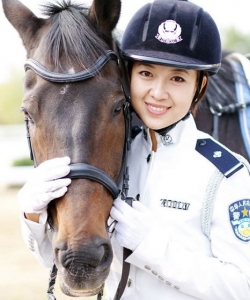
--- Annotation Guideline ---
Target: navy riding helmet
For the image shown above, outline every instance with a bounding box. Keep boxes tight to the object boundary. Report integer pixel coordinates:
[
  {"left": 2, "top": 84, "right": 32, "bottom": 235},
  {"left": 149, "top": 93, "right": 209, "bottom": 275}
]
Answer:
[{"left": 120, "top": 0, "right": 222, "bottom": 75}]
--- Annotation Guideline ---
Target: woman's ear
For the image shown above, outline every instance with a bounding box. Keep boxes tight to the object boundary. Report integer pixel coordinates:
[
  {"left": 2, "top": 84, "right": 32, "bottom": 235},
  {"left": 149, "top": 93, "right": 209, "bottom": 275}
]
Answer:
[
  {"left": 191, "top": 72, "right": 209, "bottom": 115},
  {"left": 201, "top": 74, "right": 208, "bottom": 90}
]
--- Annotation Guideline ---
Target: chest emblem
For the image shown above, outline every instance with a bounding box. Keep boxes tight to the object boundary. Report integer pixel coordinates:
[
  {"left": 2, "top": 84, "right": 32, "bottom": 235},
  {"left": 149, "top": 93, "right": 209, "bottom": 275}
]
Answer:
[
  {"left": 155, "top": 20, "right": 182, "bottom": 44},
  {"left": 161, "top": 134, "right": 173, "bottom": 146},
  {"left": 229, "top": 199, "right": 250, "bottom": 242}
]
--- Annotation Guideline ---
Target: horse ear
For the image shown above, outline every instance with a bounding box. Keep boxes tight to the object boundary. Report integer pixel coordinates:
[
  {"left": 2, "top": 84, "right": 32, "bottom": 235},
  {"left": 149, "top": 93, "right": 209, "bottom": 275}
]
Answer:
[
  {"left": 2, "top": 0, "right": 45, "bottom": 52},
  {"left": 88, "top": 0, "right": 121, "bottom": 43}
]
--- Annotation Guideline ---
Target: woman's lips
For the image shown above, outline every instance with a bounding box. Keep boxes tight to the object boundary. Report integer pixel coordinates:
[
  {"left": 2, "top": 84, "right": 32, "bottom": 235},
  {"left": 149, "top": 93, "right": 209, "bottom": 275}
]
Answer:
[{"left": 146, "top": 103, "right": 170, "bottom": 115}]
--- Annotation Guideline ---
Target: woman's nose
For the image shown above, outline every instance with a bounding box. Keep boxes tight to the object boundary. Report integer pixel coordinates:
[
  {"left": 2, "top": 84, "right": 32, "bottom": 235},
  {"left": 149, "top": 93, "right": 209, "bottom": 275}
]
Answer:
[{"left": 149, "top": 80, "right": 169, "bottom": 100}]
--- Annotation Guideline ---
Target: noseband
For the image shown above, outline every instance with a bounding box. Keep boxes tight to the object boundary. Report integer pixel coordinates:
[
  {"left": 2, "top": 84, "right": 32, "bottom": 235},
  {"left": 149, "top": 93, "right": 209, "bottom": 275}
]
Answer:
[{"left": 24, "top": 50, "right": 131, "bottom": 199}]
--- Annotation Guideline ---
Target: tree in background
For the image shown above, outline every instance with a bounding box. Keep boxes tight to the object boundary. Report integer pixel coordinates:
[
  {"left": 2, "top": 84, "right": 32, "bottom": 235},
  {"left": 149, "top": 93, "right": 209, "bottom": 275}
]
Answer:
[{"left": 222, "top": 27, "right": 250, "bottom": 55}]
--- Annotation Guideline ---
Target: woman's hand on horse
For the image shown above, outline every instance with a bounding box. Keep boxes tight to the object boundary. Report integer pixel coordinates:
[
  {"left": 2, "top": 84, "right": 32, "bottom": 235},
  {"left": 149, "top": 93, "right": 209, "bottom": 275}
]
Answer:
[
  {"left": 17, "top": 157, "right": 71, "bottom": 215},
  {"left": 110, "top": 198, "right": 155, "bottom": 251}
]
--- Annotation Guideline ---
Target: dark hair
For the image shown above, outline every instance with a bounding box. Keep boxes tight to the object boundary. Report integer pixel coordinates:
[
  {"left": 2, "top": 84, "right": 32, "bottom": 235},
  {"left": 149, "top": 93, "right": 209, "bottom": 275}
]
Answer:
[{"left": 191, "top": 72, "right": 209, "bottom": 116}]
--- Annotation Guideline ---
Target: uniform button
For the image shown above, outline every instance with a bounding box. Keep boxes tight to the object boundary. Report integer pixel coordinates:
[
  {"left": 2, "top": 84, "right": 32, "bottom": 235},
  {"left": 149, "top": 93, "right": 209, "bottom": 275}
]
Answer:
[
  {"left": 144, "top": 265, "right": 151, "bottom": 270},
  {"left": 127, "top": 278, "right": 132, "bottom": 287},
  {"left": 152, "top": 270, "right": 158, "bottom": 276},
  {"left": 166, "top": 281, "right": 172, "bottom": 286},
  {"left": 158, "top": 276, "right": 164, "bottom": 281},
  {"left": 174, "top": 286, "right": 180, "bottom": 290}
]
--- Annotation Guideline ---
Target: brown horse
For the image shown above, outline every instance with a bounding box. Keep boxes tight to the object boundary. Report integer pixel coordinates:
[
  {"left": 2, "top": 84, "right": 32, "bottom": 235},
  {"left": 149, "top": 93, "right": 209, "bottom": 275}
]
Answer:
[{"left": 2, "top": 0, "right": 126, "bottom": 297}]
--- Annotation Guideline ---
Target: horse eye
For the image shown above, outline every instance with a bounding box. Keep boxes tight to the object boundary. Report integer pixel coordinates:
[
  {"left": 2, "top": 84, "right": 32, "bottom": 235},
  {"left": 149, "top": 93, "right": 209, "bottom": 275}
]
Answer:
[
  {"left": 114, "top": 99, "right": 126, "bottom": 113},
  {"left": 21, "top": 107, "right": 34, "bottom": 124}
]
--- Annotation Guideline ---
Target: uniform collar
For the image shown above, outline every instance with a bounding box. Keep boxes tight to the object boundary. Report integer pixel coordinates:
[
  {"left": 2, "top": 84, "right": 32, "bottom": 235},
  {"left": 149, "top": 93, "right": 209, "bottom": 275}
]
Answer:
[{"left": 142, "top": 114, "right": 197, "bottom": 150}]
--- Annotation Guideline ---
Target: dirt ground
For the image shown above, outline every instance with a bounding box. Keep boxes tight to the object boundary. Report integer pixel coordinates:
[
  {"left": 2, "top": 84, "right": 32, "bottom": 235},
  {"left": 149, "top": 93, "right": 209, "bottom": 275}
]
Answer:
[{"left": 0, "top": 186, "right": 96, "bottom": 300}]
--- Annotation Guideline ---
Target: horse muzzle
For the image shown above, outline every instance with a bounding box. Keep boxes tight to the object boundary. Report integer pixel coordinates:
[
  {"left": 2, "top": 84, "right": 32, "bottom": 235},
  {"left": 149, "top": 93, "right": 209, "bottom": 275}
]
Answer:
[{"left": 54, "top": 237, "right": 113, "bottom": 294}]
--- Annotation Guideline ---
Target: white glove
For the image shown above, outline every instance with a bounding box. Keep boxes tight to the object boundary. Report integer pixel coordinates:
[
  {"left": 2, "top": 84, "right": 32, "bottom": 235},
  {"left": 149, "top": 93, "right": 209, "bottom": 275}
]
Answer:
[
  {"left": 17, "top": 157, "right": 71, "bottom": 214},
  {"left": 110, "top": 198, "right": 154, "bottom": 251}
]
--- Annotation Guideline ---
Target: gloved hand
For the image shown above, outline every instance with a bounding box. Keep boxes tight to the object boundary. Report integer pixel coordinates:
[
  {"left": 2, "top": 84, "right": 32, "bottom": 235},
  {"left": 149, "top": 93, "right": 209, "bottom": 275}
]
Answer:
[
  {"left": 17, "top": 157, "right": 71, "bottom": 214},
  {"left": 110, "top": 198, "right": 154, "bottom": 251}
]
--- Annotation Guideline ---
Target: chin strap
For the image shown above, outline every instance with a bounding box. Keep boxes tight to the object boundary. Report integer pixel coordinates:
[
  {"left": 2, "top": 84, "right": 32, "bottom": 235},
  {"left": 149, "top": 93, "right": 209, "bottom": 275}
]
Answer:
[{"left": 155, "top": 111, "right": 191, "bottom": 136}]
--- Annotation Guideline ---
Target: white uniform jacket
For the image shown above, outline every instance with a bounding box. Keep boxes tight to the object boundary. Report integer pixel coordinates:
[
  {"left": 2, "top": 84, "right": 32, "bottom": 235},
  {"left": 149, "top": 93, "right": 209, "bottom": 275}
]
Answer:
[{"left": 21, "top": 115, "right": 250, "bottom": 299}]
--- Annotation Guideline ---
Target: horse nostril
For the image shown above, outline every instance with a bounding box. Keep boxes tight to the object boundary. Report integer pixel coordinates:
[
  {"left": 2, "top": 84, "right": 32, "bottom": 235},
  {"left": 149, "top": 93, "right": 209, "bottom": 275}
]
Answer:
[
  {"left": 59, "top": 249, "right": 72, "bottom": 269},
  {"left": 55, "top": 238, "right": 113, "bottom": 270},
  {"left": 54, "top": 241, "right": 68, "bottom": 268}
]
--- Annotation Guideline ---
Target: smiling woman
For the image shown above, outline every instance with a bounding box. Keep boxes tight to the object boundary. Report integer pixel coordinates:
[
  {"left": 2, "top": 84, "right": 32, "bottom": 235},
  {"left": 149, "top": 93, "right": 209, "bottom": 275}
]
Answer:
[{"left": 130, "top": 63, "right": 203, "bottom": 130}]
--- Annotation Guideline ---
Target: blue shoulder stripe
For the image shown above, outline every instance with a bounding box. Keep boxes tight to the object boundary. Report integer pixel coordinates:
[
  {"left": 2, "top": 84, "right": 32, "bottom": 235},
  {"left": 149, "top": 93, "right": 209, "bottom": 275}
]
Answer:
[{"left": 196, "top": 139, "right": 244, "bottom": 178}]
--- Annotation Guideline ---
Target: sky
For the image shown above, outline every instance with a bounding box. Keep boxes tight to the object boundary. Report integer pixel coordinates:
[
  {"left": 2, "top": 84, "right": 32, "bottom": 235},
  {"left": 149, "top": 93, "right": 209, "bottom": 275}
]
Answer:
[{"left": 0, "top": 0, "right": 249, "bottom": 83}]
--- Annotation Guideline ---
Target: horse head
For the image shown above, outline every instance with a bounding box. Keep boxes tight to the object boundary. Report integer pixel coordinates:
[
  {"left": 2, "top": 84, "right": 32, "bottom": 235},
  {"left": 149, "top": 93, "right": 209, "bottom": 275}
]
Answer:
[{"left": 2, "top": 0, "right": 125, "bottom": 296}]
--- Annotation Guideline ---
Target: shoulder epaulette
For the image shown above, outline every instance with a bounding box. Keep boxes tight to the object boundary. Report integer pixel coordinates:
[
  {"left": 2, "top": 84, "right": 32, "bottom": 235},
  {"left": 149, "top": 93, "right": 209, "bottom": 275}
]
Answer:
[{"left": 195, "top": 138, "right": 244, "bottom": 178}]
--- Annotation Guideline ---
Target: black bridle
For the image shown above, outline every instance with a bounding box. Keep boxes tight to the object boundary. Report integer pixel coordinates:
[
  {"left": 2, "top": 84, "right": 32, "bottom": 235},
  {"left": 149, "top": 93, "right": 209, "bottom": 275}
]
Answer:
[
  {"left": 24, "top": 49, "right": 130, "bottom": 199},
  {"left": 24, "top": 48, "right": 133, "bottom": 300}
]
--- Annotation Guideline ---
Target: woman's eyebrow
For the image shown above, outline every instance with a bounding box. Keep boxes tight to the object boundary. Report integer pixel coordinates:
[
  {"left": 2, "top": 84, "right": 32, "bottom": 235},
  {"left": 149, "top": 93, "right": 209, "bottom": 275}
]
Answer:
[
  {"left": 172, "top": 68, "right": 189, "bottom": 74},
  {"left": 137, "top": 63, "right": 190, "bottom": 74},
  {"left": 137, "top": 62, "right": 155, "bottom": 69}
]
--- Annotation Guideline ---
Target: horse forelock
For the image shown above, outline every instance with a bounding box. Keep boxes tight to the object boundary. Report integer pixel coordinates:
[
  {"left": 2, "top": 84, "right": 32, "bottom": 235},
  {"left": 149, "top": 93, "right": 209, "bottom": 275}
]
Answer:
[{"left": 41, "top": 0, "right": 108, "bottom": 70}]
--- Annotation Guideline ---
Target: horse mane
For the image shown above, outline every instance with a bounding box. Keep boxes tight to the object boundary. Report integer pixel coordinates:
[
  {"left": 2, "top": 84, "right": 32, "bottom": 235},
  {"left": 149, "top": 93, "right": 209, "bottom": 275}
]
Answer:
[
  {"left": 41, "top": 0, "right": 108, "bottom": 69},
  {"left": 200, "top": 50, "right": 247, "bottom": 111}
]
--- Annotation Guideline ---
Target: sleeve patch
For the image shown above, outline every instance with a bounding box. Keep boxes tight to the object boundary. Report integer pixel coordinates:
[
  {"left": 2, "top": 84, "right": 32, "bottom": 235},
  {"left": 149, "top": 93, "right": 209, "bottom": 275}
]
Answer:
[
  {"left": 229, "top": 200, "right": 250, "bottom": 242},
  {"left": 195, "top": 139, "right": 244, "bottom": 178}
]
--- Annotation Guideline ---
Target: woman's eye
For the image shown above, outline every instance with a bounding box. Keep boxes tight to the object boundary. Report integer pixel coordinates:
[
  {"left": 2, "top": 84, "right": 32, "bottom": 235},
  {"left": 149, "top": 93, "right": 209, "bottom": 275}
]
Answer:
[
  {"left": 140, "top": 71, "right": 152, "bottom": 77},
  {"left": 172, "top": 76, "right": 184, "bottom": 82}
]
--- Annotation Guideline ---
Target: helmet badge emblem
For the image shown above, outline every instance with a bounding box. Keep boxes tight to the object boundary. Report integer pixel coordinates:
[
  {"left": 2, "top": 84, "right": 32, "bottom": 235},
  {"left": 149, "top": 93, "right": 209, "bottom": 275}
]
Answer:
[{"left": 155, "top": 20, "right": 182, "bottom": 44}]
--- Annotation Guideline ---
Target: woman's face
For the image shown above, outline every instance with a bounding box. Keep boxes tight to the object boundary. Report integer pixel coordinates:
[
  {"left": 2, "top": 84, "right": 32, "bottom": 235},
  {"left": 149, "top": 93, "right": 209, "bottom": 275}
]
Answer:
[{"left": 130, "top": 62, "right": 203, "bottom": 130}]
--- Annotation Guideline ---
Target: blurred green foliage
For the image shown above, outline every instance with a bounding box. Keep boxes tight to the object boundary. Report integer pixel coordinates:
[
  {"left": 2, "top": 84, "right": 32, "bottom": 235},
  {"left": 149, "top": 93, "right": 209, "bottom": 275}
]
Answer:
[
  {"left": 222, "top": 27, "right": 250, "bottom": 55},
  {"left": 0, "top": 68, "right": 24, "bottom": 124},
  {"left": 12, "top": 157, "right": 33, "bottom": 167}
]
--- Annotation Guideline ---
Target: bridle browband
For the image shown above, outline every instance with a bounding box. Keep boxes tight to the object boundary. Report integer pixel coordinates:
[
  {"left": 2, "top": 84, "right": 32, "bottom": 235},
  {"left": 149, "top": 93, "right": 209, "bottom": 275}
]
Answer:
[
  {"left": 24, "top": 50, "right": 117, "bottom": 83},
  {"left": 24, "top": 48, "right": 132, "bottom": 300}
]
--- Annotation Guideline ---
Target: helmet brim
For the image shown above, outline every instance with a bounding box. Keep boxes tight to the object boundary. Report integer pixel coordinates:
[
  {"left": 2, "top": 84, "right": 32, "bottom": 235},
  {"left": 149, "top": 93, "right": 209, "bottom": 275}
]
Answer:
[{"left": 122, "top": 50, "right": 221, "bottom": 75}]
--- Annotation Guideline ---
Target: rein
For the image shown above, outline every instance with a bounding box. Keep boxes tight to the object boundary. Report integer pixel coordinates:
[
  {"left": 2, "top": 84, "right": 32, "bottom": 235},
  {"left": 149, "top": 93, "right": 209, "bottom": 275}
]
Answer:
[{"left": 24, "top": 48, "right": 133, "bottom": 300}]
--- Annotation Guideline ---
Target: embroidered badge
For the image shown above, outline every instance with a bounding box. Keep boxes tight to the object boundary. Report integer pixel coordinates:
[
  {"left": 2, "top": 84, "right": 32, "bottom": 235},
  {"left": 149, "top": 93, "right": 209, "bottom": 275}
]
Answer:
[
  {"left": 229, "top": 199, "right": 250, "bottom": 242},
  {"left": 161, "top": 134, "right": 173, "bottom": 146},
  {"left": 213, "top": 151, "right": 222, "bottom": 158},
  {"left": 155, "top": 20, "right": 182, "bottom": 44}
]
